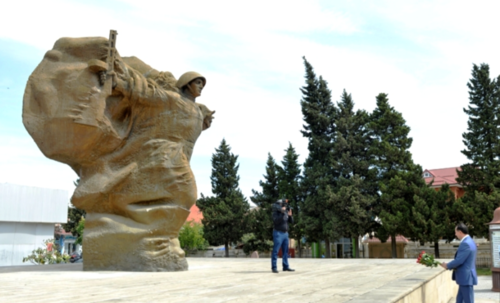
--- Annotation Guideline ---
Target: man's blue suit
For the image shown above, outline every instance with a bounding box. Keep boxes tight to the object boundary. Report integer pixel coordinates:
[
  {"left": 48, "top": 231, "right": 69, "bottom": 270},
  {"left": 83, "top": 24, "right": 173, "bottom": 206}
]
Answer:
[{"left": 447, "top": 235, "right": 478, "bottom": 303}]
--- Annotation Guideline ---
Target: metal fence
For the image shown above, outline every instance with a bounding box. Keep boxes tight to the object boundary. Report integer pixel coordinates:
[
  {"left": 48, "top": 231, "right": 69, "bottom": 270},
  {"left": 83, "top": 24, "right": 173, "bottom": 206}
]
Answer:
[{"left": 476, "top": 256, "right": 492, "bottom": 268}]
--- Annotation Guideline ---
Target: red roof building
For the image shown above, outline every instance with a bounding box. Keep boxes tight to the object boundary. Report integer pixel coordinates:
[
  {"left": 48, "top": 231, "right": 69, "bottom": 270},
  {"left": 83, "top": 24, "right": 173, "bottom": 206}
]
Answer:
[
  {"left": 185, "top": 204, "right": 203, "bottom": 224},
  {"left": 423, "top": 167, "right": 464, "bottom": 199}
]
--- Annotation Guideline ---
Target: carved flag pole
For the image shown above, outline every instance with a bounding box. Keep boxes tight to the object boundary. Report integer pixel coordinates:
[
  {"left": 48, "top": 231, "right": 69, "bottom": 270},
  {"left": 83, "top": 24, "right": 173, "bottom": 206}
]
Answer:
[{"left": 106, "top": 30, "right": 118, "bottom": 94}]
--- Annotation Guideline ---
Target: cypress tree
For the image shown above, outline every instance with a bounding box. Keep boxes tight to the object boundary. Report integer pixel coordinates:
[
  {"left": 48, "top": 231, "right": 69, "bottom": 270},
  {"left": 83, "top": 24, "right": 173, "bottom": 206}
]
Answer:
[
  {"left": 249, "top": 153, "right": 280, "bottom": 247},
  {"left": 197, "top": 139, "right": 249, "bottom": 257},
  {"left": 370, "top": 93, "right": 426, "bottom": 258},
  {"left": 457, "top": 63, "right": 500, "bottom": 237},
  {"left": 411, "top": 183, "right": 461, "bottom": 257},
  {"left": 328, "top": 90, "right": 375, "bottom": 257},
  {"left": 277, "top": 143, "right": 303, "bottom": 256},
  {"left": 369, "top": 93, "right": 413, "bottom": 180},
  {"left": 327, "top": 176, "right": 374, "bottom": 257},
  {"left": 431, "top": 184, "right": 459, "bottom": 256},
  {"left": 377, "top": 165, "right": 427, "bottom": 258},
  {"left": 299, "top": 57, "right": 338, "bottom": 257}
]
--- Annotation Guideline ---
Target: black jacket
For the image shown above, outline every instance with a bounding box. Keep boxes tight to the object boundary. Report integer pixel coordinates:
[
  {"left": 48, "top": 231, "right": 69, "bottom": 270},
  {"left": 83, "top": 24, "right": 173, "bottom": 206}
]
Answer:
[{"left": 272, "top": 209, "right": 293, "bottom": 233}]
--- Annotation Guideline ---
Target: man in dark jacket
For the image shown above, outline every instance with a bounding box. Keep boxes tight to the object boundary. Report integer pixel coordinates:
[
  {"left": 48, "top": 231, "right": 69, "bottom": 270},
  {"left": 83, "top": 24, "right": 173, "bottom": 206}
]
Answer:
[{"left": 271, "top": 199, "right": 295, "bottom": 273}]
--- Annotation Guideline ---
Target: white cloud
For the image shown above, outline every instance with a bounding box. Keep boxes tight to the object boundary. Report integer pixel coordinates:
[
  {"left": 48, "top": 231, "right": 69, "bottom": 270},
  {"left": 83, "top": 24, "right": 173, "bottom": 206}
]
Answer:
[
  {"left": 0, "top": 136, "right": 77, "bottom": 199},
  {"left": 119, "top": 0, "right": 360, "bottom": 34}
]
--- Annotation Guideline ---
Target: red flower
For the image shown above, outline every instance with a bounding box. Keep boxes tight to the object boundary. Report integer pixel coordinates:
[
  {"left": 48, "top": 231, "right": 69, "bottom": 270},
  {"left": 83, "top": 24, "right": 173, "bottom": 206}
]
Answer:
[{"left": 416, "top": 251, "right": 440, "bottom": 268}]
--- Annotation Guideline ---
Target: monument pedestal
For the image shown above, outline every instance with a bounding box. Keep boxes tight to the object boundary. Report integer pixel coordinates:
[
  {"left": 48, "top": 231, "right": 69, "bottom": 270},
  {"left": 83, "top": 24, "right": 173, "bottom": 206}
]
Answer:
[{"left": 83, "top": 213, "right": 187, "bottom": 271}]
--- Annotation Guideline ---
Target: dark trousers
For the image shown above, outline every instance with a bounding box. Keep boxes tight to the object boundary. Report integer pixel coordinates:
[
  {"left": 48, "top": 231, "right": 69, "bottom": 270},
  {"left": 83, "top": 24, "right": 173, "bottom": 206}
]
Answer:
[
  {"left": 271, "top": 229, "right": 290, "bottom": 270},
  {"left": 456, "top": 285, "right": 474, "bottom": 303}
]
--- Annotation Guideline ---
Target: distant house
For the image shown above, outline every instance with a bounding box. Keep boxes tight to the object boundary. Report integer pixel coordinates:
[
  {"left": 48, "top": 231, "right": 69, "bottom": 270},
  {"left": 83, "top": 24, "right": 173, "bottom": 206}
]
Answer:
[
  {"left": 54, "top": 224, "right": 80, "bottom": 255},
  {"left": 423, "top": 167, "right": 464, "bottom": 199},
  {"left": 185, "top": 204, "right": 203, "bottom": 224}
]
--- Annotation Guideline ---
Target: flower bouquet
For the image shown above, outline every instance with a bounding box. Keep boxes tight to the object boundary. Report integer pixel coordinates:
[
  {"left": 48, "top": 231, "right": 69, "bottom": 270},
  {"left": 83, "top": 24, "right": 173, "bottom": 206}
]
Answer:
[{"left": 416, "top": 251, "right": 441, "bottom": 268}]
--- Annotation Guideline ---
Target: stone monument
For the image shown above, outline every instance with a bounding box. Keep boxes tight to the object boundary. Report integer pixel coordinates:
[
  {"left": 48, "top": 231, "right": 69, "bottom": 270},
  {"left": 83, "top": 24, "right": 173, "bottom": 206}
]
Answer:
[{"left": 22, "top": 31, "right": 215, "bottom": 271}]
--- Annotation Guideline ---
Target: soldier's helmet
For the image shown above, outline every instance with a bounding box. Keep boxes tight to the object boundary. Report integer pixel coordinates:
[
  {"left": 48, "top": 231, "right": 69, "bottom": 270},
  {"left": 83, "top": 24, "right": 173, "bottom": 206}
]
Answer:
[{"left": 176, "top": 71, "right": 206, "bottom": 89}]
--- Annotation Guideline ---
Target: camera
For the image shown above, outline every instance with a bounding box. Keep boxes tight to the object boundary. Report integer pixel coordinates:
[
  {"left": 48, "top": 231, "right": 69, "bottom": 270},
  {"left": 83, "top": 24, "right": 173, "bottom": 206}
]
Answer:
[{"left": 272, "top": 199, "right": 290, "bottom": 213}]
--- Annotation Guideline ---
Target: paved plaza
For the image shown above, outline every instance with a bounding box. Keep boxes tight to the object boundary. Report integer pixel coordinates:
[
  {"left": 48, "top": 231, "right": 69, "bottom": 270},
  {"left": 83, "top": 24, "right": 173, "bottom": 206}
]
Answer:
[
  {"left": 475, "top": 275, "right": 500, "bottom": 303},
  {"left": 0, "top": 258, "right": 499, "bottom": 302}
]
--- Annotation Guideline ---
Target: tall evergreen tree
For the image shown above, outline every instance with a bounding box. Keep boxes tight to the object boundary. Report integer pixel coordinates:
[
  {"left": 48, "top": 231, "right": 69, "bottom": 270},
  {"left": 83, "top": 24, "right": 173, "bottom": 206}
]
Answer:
[
  {"left": 370, "top": 93, "right": 426, "bottom": 258},
  {"left": 412, "top": 184, "right": 459, "bottom": 257},
  {"left": 249, "top": 153, "right": 280, "bottom": 246},
  {"left": 369, "top": 93, "right": 413, "bottom": 181},
  {"left": 277, "top": 143, "right": 303, "bottom": 256},
  {"left": 457, "top": 191, "right": 500, "bottom": 238},
  {"left": 328, "top": 90, "right": 375, "bottom": 257},
  {"left": 327, "top": 176, "right": 374, "bottom": 257},
  {"left": 197, "top": 139, "right": 249, "bottom": 257},
  {"left": 299, "top": 57, "right": 338, "bottom": 257},
  {"left": 457, "top": 63, "right": 500, "bottom": 237},
  {"left": 376, "top": 165, "right": 427, "bottom": 258}
]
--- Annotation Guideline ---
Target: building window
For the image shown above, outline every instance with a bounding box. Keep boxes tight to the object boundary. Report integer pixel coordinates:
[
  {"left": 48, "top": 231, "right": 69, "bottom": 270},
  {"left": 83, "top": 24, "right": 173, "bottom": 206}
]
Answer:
[{"left": 423, "top": 172, "right": 431, "bottom": 178}]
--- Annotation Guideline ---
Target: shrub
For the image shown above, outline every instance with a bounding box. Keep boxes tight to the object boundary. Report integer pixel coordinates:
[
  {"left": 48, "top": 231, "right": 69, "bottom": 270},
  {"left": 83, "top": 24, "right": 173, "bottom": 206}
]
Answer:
[
  {"left": 22, "top": 239, "right": 70, "bottom": 264},
  {"left": 241, "top": 233, "right": 273, "bottom": 255},
  {"left": 179, "top": 221, "right": 209, "bottom": 251}
]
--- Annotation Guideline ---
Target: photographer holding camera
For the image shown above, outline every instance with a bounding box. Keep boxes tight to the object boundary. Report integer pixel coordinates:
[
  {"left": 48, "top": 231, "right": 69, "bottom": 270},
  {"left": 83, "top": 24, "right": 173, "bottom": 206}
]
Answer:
[{"left": 271, "top": 199, "right": 295, "bottom": 273}]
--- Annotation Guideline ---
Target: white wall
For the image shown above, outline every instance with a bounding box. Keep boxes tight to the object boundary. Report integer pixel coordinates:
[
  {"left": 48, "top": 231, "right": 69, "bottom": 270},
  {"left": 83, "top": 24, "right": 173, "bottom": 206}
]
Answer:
[
  {"left": 0, "top": 183, "right": 68, "bottom": 223},
  {"left": 0, "top": 222, "right": 55, "bottom": 266},
  {"left": 0, "top": 183, "right": 68, "bottom": 266}
]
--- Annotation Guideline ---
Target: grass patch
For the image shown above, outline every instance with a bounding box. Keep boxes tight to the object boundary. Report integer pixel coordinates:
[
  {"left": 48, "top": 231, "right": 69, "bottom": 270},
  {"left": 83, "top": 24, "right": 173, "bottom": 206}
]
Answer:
[{"left": 476, "top": 267, "right": 492, "bottom": 276}]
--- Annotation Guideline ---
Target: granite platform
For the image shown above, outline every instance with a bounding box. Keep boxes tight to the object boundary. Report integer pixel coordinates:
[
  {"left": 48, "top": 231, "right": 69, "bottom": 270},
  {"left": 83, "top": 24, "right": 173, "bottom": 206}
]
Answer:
[{"left": 0, "top": 258, "right": 494, "bottom": 302}]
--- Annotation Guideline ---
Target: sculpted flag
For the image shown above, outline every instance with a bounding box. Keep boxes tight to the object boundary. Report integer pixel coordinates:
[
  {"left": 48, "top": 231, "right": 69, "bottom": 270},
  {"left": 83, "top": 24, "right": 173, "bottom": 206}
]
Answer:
[{"left": 23, "top": 33, "right": 214, "bottom": 271}]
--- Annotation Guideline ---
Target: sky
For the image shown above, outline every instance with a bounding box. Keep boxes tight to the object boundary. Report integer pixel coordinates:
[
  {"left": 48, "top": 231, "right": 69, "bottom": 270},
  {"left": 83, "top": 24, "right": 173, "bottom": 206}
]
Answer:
[{"left": 1, "top": 0, "right": 500, "bottom": 205}]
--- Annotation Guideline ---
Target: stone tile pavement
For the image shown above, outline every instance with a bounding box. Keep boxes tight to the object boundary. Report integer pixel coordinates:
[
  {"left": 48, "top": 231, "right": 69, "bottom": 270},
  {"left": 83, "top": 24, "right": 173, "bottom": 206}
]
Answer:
[
  {"left": 473, "top": 275, "right": 500, "bottom": 303},
  {"left": 0, "top": 258, "right": 476, "bottom": 302}
]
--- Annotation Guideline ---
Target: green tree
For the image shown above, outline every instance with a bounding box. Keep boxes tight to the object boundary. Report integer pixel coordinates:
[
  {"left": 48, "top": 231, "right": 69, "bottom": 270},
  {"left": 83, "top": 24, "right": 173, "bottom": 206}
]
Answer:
[
  {"left": 62, "top": 206, "right": 86, "bottom": 237},
  {"left": 370, "top": 93, "right": 426, "bottom": 258},
  {"left": 377, "top": 166, "right": 427, "bottom": 258},
  {"left": 249, "top": 153, "right": 280, "bottom": 246},
  {"left": 197, "top": 139, "right": 249, "bottom": 257},
  {"left": 299, "top": 57, "right": 338, "bottom": 257},
  {"left": 75, "top": 217, "right": 85, "bottom": 246},
  {"left": 457, "top": 63, "right": 500, "bottom": 237},
  {"left": 241, "top": 233, "right": 273, "bottom": 255},
  {"left": 178, "top": 221, "right": 209, "bottom": 251},
  {"left": 412, "top": 184, "right": 459, "bottom": 257},
  {"left": 328, "top": 90, "right": 376, "bottom": 257},
  {"left": 458, "top": 190, "right": 500, "bottom": 238},
  {"left": 277, "top": 143, "right": 303, "bottom": 256},
  {"left": 62, "top": 179, "right": 86, "bottom": 238}
]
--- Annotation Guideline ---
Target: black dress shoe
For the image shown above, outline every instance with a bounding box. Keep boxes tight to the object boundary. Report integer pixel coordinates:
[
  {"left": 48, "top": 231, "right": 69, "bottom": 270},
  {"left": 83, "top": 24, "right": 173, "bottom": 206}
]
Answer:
[
  {"left": 283, "top": 268, "right": 295, "bottom": 272},
  {"left": 272, "top": 269, "right": 279, "bottom": 273}
]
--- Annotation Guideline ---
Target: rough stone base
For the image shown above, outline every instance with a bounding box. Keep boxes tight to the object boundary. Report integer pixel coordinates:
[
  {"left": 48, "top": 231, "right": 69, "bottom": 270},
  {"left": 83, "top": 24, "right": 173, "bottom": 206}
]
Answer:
[{"left": 83, "top": 213, "right": 188, "bottom": 271}]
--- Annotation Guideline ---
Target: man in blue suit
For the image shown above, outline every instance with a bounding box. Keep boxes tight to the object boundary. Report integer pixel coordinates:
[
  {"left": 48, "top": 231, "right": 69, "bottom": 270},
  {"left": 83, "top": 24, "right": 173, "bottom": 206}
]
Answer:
[{"left": 440, "top": 223, "right": 478, "bottom": 303}]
